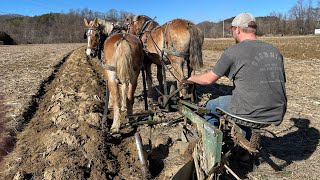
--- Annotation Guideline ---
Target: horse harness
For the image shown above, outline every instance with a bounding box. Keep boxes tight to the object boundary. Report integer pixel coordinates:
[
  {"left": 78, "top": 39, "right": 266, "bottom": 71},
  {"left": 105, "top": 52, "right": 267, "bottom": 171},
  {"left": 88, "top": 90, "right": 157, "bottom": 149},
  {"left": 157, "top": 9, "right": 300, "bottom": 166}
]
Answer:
[
  {"left": 139, "top": 20, "right": 192, "bottom": 81},
  {"left": 162, "top": 21, "right": 190, "bottom": 58},
  {"left": 101, "top": 34, "right": 139, "bottom": 71},
  {"left": 141, "top": 20, "right": 190, "bottom": 63}
]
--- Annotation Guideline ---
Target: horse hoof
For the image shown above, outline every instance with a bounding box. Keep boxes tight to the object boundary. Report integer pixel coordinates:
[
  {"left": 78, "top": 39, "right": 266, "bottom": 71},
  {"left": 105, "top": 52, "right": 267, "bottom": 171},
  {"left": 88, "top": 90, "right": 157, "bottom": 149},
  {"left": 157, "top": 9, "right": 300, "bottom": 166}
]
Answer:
[{"left": 111, "top": 127, "right": 120, "bottom": 134}]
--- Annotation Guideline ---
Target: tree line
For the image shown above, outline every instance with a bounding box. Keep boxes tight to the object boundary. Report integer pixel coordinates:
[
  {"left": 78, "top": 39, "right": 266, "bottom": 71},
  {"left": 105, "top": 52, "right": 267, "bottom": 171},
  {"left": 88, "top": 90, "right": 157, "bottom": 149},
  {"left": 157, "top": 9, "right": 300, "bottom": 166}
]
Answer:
[
  {"left": 0, "top": 0, "right": 319, "bottom": 44},
  {"left": 199, "top": 0, "right": 320, "bottom": 38},
  {"left": 0, "top": 8, "right": 130, "bottom": 44}
]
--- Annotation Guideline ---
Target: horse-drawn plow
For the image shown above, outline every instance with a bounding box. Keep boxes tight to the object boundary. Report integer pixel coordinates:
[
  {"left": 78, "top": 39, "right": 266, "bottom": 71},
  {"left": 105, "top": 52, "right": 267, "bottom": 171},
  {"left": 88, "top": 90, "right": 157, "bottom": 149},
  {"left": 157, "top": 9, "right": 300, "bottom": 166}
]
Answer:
[{"left": 82, "top": 15, "right": 275, "bottom": 179}]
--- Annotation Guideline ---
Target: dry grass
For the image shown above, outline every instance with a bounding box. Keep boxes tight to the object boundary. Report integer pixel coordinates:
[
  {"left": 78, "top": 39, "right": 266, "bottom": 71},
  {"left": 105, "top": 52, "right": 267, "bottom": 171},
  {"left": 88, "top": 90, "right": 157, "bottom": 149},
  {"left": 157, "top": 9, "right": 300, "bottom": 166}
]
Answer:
[{"left": 204, "top": 35, "right": 320, "bottom": 60}]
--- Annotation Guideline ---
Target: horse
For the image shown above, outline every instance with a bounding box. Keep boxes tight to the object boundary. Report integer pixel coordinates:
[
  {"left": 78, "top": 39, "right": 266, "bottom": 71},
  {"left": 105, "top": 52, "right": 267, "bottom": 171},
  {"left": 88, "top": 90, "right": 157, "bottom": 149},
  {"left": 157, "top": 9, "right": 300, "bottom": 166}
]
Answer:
[
  {"left": 103, "top": 33, "right": 144, "bottom": 133},
  {"left": 125, "top": 15, "right": 204, "bottom": 99},
  {"left": 84, "top": 18, "right": 123, "bottom": 60},
  {"left": 84, "top": 18, "right": 144, "bottom": 133}
]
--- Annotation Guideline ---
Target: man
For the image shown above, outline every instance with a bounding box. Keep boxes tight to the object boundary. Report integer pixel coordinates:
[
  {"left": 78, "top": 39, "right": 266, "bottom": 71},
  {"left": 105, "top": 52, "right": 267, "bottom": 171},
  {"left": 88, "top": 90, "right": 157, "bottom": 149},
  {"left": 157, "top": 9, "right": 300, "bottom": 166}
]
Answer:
[{"left": 186, "top": 13, "right": 287, "bottom": 133}]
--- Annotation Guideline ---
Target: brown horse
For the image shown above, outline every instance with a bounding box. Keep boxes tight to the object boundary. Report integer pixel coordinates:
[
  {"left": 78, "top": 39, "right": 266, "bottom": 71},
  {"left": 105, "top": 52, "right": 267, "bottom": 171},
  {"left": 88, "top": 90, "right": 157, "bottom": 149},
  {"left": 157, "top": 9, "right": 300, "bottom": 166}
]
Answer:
[
  {"left": 103, "top": 33, "right": 144, "bottom": 133},
  {"left": 125, "top": 15, "right": 204, "bottom": 98},
  {"left": 84, "top": 18, "right": 144, "bottom": 133}
]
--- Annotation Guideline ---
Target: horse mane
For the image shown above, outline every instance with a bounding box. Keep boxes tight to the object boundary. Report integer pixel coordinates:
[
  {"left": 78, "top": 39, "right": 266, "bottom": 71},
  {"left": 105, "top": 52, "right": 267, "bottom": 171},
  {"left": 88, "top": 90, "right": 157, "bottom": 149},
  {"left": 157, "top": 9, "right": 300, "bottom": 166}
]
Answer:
[
  {"left": 133, "top": 15, "right": 152, "bottom": 22},
  {"left": 96, "top": 18, "right": 116, "bottom": 36},
  {"left": 133, "top": 15, "right": 160, "bottom": 29}
]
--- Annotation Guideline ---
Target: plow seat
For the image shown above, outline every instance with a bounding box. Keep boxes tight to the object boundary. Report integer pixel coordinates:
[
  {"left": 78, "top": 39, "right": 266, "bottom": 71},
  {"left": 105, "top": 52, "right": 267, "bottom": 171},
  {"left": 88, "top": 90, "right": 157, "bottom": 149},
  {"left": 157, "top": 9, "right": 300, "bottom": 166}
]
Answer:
[{"left": 215, "top": 107, "right": 276, "bottom": 129}]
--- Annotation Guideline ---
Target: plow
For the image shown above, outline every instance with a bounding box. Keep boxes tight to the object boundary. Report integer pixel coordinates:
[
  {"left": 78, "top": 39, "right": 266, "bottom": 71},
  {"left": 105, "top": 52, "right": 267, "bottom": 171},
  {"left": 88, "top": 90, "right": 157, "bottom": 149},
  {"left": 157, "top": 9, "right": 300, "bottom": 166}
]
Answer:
[
  {"left": 102, "top": 64, "right": 275, "bottom": 179},
  {"left": 158, "top": 83, "right": 270, "bottom": 179}
]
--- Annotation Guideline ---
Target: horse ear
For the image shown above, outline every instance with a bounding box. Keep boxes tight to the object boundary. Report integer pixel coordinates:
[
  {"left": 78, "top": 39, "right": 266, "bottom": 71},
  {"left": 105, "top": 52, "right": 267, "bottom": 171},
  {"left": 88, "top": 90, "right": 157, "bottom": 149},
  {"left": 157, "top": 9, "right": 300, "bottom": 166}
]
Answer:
[
  {"left": 84, "top": 18, "right": 90, "bottom": 27},
  {"left": 93, "top": 18, "right": 98, "bottom": 27},
  {"left": 133, "top": 15, "right": 139, "bottom": 22}
]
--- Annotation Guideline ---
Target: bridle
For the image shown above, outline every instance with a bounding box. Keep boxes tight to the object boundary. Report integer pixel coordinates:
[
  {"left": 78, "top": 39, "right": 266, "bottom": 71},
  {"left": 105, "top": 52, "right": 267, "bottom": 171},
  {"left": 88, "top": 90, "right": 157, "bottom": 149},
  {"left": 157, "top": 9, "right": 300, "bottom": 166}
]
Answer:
[{"left": 85, "top": 25, "right": 105, "bottom": 55}]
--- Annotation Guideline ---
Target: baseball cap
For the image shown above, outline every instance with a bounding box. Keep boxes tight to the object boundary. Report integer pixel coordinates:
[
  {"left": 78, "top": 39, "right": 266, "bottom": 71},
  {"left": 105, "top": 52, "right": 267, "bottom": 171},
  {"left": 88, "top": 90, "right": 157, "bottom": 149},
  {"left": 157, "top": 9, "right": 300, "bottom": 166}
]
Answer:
[{"left": 231, "top": 12, "right": 257, "bottom": 28}]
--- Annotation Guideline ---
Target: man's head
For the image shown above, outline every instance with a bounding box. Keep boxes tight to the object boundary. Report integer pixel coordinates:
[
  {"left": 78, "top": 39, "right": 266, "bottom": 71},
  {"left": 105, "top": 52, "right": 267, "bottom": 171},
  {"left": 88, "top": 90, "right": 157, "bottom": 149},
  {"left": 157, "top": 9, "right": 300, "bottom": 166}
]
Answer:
[{"left": 230, "top": 12, "right": 257, "bottom": 43}]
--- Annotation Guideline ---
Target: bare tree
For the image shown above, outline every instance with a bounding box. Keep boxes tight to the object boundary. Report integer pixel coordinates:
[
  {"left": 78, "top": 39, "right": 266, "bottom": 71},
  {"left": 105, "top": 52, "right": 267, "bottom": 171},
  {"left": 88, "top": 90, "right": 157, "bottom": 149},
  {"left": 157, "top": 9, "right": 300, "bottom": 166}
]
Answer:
[
  {"left": 105, "top": 9, "right": 118, "bottom": 22},
  {"left": 290, "top": 0, "right": 306, "bottom": 34}
]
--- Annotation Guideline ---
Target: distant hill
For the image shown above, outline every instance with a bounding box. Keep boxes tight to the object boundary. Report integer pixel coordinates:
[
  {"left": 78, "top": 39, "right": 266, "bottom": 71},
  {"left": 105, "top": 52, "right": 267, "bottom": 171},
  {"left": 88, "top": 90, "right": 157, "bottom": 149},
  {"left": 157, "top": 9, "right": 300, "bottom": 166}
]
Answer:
[
  {"left": 0, "top": 14, "right": 25, "bottom": 23},
  {"left": 0, "top": 9, "right": 129, "bottom": 44}
]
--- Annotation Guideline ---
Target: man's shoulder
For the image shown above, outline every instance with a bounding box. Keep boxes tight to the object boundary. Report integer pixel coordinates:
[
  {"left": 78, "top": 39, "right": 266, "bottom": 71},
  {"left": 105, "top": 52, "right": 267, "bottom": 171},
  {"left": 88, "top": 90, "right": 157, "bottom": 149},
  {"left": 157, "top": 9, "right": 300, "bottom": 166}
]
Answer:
[{"left": 236, "top": 40, "right": 279, "bottom": 51}]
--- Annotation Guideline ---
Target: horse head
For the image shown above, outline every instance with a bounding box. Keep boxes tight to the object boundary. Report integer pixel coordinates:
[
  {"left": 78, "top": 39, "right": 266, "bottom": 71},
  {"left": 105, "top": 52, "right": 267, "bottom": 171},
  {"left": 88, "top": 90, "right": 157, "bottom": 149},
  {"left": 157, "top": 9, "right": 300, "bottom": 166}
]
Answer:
[
  {"left": 84, "top": 18, "right": 127, "bottom": 59},
  {"left": 84, "top": 18, "right": 104, "bottom": 58},
  {"left": 125, "top": 15, "right": 158, "bottom": 37}
]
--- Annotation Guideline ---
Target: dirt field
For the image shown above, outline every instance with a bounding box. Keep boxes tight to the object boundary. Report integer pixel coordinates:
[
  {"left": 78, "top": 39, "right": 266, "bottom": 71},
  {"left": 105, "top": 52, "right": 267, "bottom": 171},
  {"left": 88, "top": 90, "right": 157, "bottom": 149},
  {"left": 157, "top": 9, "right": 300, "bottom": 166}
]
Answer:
[{"left": 0, "top": 36, "right": 319, "bottom": 179}]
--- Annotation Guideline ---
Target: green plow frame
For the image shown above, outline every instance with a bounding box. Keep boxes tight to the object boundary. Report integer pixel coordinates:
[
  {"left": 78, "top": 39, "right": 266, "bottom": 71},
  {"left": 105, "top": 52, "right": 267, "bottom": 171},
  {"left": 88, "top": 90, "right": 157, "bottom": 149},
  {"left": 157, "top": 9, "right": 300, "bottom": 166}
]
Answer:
[{"left": 177, "top": 99, "right": 223, "bottom": 175}]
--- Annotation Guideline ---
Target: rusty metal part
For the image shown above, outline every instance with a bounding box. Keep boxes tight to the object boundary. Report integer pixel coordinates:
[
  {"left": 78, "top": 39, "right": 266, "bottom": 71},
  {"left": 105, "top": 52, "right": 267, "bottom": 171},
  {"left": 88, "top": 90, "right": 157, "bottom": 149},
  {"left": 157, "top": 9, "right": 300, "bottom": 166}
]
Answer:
[
  {"left": 230, "top": 122, "right": 259, "bottom": 154},
  {"left": 249, "top": 129, "right": 262, "bottom": 150}
]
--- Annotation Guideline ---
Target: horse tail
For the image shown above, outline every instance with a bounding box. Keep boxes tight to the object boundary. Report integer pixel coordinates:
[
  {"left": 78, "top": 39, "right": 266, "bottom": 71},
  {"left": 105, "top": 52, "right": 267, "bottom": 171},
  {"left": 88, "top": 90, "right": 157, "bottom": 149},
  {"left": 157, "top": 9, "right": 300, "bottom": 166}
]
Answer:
[
  {"left": 114, "top": 37, "right": 133, "bottom": 82},
  {"left": 188, "top": 24, "right": 204, "bottom": 70}
]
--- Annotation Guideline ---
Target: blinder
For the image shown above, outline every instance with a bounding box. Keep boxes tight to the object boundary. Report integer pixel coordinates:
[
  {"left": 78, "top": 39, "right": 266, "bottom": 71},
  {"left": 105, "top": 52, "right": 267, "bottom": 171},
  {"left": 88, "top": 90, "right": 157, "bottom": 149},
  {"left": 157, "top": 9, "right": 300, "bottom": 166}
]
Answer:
[{"left": 83, "top": 31, "right": 87, "bottom": 39}]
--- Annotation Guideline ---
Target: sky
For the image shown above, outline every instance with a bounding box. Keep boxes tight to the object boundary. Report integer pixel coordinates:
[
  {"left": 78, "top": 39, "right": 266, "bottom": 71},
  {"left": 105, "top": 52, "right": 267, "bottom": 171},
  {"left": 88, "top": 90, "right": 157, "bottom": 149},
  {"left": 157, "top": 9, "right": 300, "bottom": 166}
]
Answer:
[{"left": 1, "top": 0, "right": 319, "bottom": 24}]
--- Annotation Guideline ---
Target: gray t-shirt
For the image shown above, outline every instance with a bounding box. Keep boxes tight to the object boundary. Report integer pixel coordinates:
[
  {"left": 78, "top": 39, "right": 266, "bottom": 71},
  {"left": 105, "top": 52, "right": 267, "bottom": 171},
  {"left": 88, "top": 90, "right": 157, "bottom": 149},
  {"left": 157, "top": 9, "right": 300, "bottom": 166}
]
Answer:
[{"left": 212, "top": 40, "right": 287, "bottom": 124}]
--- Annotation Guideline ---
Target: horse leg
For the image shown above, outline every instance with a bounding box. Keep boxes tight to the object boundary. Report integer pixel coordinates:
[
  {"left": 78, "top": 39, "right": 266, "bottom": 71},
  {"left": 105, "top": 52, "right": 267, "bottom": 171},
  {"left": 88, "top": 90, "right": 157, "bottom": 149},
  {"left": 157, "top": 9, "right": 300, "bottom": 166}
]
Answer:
[
  {"left": 127, "top": 72, "right": 139, "bottom": 117},
  {"left": 187, "top": 58, "right": 195, "bottom": 77},
  {"left": 108, "top": 79, "right": 121, "bottom": 133},
  {"left": 171, "top": 59, "right": 186, "bottom": 96},
  {"left": 102, "top": 80, "right": 109, "bottom": 129},
  {"left": 156, "top": 64, "right": 164, "bottom": 93},
  {"left": 187, "top": 59, "right": 195, "bottom": 94},
  {"left": 145, "top": 63, "right": 154, "bottom": 109},
  {"left": 102, "top": 71, "right": 113, "bottom": 108},
  {"left": 120, "top": 82, "right": 127, "bottom": 112}
]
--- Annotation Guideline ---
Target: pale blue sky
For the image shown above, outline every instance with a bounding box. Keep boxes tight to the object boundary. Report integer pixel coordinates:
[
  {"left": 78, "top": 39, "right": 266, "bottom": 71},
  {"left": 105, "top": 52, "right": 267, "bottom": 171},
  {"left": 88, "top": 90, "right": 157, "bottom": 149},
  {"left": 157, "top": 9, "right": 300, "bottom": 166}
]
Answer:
[{"left": 1, "top": 0, "right": 319, "bottom": 24}]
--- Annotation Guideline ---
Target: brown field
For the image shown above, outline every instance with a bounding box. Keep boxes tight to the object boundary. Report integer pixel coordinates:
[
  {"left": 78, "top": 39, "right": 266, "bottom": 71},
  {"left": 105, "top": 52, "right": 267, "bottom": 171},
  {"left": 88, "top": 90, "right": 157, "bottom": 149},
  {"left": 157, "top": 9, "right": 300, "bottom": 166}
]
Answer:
[{"left": 0, "top": 36, "right": 319, "bottom": 179}]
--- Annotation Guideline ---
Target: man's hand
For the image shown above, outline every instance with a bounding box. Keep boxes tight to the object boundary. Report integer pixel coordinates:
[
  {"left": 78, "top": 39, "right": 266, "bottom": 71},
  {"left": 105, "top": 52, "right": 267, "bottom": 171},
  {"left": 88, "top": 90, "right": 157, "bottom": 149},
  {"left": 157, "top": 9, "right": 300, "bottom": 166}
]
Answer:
[{"left": 181, "top": 78, "right": 194, "bottom": 85}]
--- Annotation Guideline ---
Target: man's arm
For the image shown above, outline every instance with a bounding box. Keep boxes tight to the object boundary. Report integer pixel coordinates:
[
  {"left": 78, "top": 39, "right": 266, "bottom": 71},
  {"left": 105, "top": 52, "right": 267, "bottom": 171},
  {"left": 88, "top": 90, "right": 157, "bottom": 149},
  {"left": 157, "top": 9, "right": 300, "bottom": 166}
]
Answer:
[{"left": 187, "top": 70, "right": 221, "bottom": 85}]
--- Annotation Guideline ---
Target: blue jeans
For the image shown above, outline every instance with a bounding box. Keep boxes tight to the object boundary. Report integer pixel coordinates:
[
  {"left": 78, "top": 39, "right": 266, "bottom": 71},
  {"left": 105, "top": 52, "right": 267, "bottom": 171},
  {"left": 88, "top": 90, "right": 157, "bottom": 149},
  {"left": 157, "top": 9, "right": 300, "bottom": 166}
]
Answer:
[
  {"left": 204, "top": 95, "right": 231, "bottom": 126},
  {"left": 204, "top": 95, "right": 252, "bottom": 140}
]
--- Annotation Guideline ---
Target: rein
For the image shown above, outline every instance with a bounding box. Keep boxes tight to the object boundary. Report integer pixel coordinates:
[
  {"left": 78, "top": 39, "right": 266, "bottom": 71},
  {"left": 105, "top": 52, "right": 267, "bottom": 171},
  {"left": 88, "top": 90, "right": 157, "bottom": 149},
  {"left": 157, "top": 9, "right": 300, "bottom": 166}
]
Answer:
[
  {"left": 137, "top": 20, "right": 152, "bottom": 38},
  {"left": 135, "top": 20, "right": 189, "bottom": 82}
]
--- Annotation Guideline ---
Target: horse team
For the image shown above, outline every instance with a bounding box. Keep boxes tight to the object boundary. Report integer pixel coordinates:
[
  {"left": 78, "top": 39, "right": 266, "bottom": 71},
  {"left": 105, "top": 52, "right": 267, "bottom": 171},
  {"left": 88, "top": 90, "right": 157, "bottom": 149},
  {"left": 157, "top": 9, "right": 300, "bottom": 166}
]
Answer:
[{"left": 84, "top": 15, "right": 204, "bottom": 133}]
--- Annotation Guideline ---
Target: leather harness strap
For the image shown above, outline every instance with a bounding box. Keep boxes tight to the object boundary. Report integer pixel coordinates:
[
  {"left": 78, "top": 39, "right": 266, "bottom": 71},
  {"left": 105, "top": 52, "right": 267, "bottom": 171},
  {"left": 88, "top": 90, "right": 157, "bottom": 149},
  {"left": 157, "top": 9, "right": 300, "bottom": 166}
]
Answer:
[
  {"left": 138, "top": 20, "right": 152, "bottom": 38},
  {"left": 142, "top": 20, "right": 189, "bottom": 58},
  {"left": 102, "top": 62, "right": 116, "bottom": 71},
  {"left": 163, "top": 21, "right": 189, "bottom": 58}
]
